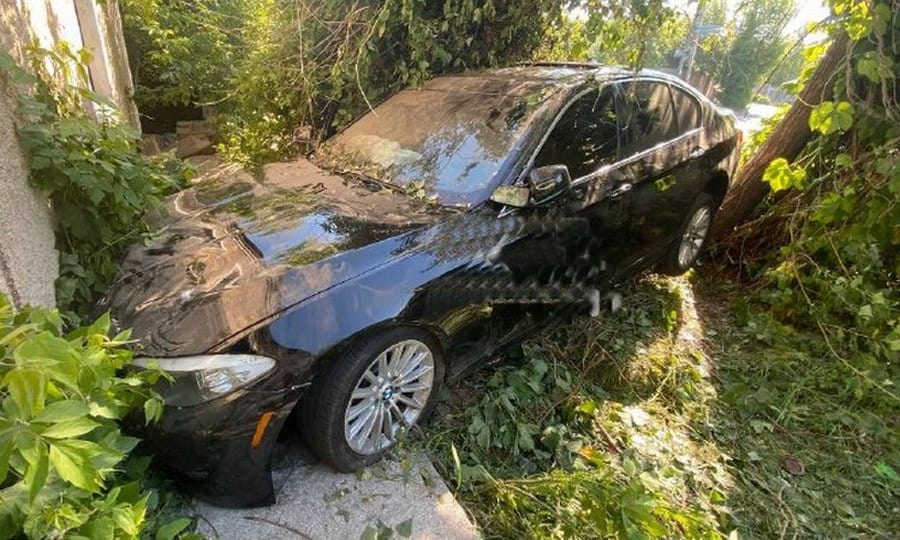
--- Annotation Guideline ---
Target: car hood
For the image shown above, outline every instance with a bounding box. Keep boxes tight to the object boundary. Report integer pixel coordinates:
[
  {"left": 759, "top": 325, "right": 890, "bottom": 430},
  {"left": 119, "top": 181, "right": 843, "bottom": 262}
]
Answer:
[{"left": 104, "top": 158, "right": 449, "bottom": 356}]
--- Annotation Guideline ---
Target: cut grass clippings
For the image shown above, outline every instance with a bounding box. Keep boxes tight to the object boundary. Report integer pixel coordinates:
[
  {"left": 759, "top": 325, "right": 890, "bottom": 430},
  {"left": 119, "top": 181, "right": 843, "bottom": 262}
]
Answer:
[{"left": 426, "top": 272, "right": 899, "bottom": 538}]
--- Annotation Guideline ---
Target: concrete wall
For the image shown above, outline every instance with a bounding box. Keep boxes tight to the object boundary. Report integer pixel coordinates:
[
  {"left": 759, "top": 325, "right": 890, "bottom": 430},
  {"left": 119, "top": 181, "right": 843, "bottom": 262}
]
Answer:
[{"left": 0, "top": 0, "right": 136, "bottom": 309}]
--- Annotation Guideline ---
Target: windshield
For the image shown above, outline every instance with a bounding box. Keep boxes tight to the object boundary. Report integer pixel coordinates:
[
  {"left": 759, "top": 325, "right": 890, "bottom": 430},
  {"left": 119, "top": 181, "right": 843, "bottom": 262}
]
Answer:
[{"left": 315, "top": 76, "right": 557, "bottom": 206}]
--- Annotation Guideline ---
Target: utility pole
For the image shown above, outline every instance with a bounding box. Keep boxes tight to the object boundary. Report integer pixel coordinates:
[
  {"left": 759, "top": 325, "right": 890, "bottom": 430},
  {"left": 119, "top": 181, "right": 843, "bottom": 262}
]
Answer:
[{"left": 684, "top": 0, "right": 706, "bottom": 81}]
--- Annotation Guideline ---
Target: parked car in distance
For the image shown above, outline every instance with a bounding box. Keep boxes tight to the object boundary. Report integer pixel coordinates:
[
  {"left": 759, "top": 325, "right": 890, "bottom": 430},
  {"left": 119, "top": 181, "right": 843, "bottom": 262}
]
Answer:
[{"left": 105, "top": 63, "right": 741, "bottom": 507}]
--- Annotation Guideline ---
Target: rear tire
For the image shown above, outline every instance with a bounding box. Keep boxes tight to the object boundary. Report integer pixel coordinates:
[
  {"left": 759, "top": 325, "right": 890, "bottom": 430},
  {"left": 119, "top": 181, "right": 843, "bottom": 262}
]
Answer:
[
  {"left": 299, "top": 327, "right": 444, "bottom": 472},
  {"left": 658, "top": 193, "right": 715, "bottom": 275}
]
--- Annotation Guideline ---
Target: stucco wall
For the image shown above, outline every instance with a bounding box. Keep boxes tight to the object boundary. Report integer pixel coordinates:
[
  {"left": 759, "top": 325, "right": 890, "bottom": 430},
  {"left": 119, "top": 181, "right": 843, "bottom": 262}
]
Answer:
[
  {"left": 0, "top": 0, "right": 136, "bottom": 309},
  {"left": 0, "top": 80, "right": 59, "bottom": 309},
  {"left": 0, "top": 1, "right": 61, "bottom": 308}
]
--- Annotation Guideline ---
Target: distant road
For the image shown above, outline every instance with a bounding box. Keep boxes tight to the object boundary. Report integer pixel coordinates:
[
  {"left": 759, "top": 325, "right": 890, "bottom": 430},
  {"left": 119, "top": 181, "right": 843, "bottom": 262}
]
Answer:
[{"left": 733, "top": 102, "right": 781, "bottom": 134}]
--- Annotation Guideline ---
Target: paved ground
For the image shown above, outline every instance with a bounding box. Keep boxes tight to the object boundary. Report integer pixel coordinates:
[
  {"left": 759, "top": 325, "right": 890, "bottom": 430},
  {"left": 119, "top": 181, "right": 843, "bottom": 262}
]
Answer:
[{"left": 194, "top": 438, "right": 479, "bottom": 540}]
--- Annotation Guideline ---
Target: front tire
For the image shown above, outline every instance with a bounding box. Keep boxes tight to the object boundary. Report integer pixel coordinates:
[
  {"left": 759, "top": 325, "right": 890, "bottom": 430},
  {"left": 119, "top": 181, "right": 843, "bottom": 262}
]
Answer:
[
  {"left": 659, "top": 193, "right": 715, "bottom": 275},
  {"left": 300, "top": 327, "right": 444, "bottom": 472}
]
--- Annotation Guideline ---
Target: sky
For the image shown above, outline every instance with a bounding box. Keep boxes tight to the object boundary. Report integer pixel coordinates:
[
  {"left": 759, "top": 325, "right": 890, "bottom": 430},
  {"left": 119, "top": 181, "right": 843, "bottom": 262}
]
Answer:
[{"left": 783, "top": 0, "right": 832, "bottom": 34}]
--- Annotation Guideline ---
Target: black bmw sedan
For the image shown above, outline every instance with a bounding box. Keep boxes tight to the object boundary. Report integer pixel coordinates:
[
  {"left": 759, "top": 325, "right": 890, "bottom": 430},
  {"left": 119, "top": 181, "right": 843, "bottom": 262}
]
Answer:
[{"left": 106, "top": 63, "right": 741, "bottom": 507}]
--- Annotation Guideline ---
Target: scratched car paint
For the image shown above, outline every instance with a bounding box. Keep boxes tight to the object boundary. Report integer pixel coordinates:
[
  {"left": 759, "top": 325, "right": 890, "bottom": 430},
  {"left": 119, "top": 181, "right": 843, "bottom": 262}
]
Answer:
[{"left": 105, "top": 65, "right": 740, "bottom": 507}]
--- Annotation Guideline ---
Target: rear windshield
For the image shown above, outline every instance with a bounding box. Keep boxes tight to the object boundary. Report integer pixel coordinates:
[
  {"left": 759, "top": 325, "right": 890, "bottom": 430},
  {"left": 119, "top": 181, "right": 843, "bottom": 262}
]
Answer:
[{"left": 315, "top": 76, "right": 557, "bottom": 206}]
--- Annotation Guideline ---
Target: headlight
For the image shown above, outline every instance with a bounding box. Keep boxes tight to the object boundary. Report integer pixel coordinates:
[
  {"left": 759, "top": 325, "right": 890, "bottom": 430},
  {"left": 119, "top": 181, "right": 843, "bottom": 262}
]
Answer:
[{"left": 132, "top": 354, "right": 276, "bottom": 407}]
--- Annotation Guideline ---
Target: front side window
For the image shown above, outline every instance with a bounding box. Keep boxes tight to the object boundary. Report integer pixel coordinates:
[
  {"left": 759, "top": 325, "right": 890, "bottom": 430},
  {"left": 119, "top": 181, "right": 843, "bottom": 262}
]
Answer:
[
  {"left": 533, "top": 86, "right": 619, "bottom": 179},
  {"left": 619, "top": 81, "right": 680, "bottom": 157}
]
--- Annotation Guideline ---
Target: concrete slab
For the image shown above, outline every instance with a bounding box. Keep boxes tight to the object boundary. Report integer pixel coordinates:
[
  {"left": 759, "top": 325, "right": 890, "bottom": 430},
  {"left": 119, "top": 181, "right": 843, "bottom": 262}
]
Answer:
[{"left": 194, "top": 439, "right": 479, "bottom": 540}]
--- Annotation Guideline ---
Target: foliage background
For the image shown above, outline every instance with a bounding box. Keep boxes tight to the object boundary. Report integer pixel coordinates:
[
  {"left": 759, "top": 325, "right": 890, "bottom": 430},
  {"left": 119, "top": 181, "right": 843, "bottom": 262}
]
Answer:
[
  {"left": 123, "top": 0, "right": 566, "bottom": 165},
  {"left": 693, "top": 0, "right": 797, "bottom": 108}
]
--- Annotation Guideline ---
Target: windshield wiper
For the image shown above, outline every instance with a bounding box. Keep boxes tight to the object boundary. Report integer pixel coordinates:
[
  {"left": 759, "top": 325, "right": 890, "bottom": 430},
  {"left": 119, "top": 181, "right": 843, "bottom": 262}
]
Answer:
[{"left": 340, "top": 169, "right": 408, "bottom": 196}]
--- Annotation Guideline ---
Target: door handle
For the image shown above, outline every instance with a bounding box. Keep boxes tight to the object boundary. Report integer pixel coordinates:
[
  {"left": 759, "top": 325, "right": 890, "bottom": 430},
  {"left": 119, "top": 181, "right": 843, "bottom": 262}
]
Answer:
[
  {"left": 689, "top": 147, "right": 706, "bottom": 159},
  {"left": 607, "top": 182, "right": 633, "bottom": 199}
]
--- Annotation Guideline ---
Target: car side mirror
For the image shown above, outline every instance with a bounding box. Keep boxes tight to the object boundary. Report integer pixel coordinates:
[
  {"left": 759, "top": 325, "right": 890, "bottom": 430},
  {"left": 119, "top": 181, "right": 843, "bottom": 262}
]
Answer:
[
  {"left": 527, "top": 164, "right": 571, "bottom": 205},
  {"left": 489, "top": 165, "right": 572, "bottom": 208}
]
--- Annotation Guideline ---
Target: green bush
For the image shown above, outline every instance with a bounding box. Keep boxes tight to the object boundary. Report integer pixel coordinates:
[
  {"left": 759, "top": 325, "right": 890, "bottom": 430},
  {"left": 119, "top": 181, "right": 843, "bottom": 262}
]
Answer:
[
  {"left": 122, "top": 0, "right": 565, "bottom": 165},
  {"left": 0, "top": 46, "right": 191, "bottom": 320},
  {"left": 0, "top": 294, "right": 166, "bottom": 539}
]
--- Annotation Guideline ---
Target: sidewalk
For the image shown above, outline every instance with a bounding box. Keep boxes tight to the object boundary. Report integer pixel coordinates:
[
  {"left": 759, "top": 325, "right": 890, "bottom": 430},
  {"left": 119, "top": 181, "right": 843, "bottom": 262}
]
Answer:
[{"left": 194, "top": 439, "right": 479, "bottom": 540}]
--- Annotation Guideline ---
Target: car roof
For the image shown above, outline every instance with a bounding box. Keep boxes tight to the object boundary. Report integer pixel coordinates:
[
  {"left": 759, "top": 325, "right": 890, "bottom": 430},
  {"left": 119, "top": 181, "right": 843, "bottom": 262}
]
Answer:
[{"left": 425, "top": 63, "right": 704, "bottom": 101}]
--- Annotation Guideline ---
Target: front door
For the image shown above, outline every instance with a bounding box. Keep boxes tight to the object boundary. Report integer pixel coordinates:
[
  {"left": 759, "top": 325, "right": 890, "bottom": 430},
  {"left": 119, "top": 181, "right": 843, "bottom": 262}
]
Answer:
[{"left": 527, "top": 84, "right": 636, "bottom": 285}]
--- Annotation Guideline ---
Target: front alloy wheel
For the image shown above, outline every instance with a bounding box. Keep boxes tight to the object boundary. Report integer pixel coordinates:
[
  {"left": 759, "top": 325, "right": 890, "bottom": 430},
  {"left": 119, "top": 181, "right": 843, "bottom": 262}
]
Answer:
[
  {"left": 344, "top": 339, "right": 435, "bottom": 455},
  {"left": 300, "top": 327, "right": 444, "bottom": 472}
]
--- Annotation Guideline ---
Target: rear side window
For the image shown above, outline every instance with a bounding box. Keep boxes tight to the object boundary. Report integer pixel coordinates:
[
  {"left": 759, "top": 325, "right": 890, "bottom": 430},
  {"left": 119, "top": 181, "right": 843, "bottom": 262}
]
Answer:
[
  {"left": 534, "top": 86, "right": 619, "bottom": 179},
  {"left": 669, "top": 86, "right": 702, "bottom": 131},
  {"left": 618, "top": 81, "right": 679, "bottom": 157}
]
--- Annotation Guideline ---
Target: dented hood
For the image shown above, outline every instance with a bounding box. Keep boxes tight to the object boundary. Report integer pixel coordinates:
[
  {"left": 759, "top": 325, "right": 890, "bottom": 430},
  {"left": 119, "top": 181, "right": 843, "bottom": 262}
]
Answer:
[{"left": 104, "top": 158, "right": 446, "bottom": 356}]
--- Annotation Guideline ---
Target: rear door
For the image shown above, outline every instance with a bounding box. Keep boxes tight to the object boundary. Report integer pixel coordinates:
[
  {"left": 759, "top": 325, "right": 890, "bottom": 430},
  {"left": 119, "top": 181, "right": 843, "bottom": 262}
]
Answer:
[{"left": 616, "top": 79, "right": 706, "bottom": 264}]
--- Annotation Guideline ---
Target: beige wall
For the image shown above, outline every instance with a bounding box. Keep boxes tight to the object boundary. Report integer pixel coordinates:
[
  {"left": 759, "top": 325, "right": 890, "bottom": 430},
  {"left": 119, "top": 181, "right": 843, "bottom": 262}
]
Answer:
[
  {"left": 0, "top": 0, "right": 136, "bottom": 308},
  {"left": 0, "top": 78, "right": 59, "bottom": 309}
]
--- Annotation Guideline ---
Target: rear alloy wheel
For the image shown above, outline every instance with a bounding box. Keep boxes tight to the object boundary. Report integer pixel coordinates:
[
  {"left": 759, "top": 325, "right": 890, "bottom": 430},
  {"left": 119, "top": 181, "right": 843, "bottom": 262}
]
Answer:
[
  {"left": 300, "top": 327, "right": 444, "bottom": 471},
  {"left": 659, "top": 193, "right": 715, "bottom": 275}
]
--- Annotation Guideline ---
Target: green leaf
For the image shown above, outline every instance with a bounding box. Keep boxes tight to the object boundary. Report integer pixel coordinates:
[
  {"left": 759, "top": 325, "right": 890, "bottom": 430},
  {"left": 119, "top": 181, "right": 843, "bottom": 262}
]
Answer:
[
  {"left": 13, "top": 331, "right": 74, "bottom": 366},
  {"left": 856, "top": 52, "right": 882, "bottom": 83},
  {"left": 25, "top": 446, "right": 48, "bottom": 503},
  {"left": 33, "top": 399, "right": 89, "bottom": 423},
  {"left": 155, "top": 517, "right": 192, "bottom": 540},
  {"left": 41, "top": 417, "right": 100, "bottom": 439},
  {"left": 874, "top": 461, "right": 899, "bottom": 483},
  {"left": 0, "top": 50, "right": 17, "bottom": 71},
  {"left": 89, "top": 398, "right": 121, "bottom": 419},
  {"left": 857, "top": 305, "right": 873, "bottom": 320},
  {"left": 87, "top": 311, "right": 111, "bottom": 337},
  {"left": 144, "top": 398, "right": 164, "bottom": 425},
  {"left": 49, "top": 439, "right": 103, "bottom": 492},
  {"left": 809, "top": 101, "right": 855, "bottom": 135},
  {"left": 113, "top": 506, "right": 139, "bottom": 536},
  {"left": 0, "top": 483, "right": 26, "bottom": 539},
  {"left": 80, "top": 517, "right": 115, "bottom": 540},
  {"left": 762, "top": 158, "right": 807, "bottom": 193},
  {"left": 2, "top": 368, "right": 46, "bottom": 419},
  {"left": 394, "top": 518, "right": 413, "bottom": 538},
  {"left": 872, "top": 2, "right": 892, "bottom": 34},
  {"left": 517, "top": 424, "right": 535, "bottom": 452},
  {"left": 0, "top": 434, "right": 12, "bottom": 484},
  {"left": 834, "top": 153, "right": 853, "bottom": 168}
]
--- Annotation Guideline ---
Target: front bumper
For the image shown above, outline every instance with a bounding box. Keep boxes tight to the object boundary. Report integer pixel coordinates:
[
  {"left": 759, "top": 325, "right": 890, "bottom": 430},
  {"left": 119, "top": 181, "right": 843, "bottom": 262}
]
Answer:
[{"left": 140, "top": 379, "right": 306, "bottom": 507}]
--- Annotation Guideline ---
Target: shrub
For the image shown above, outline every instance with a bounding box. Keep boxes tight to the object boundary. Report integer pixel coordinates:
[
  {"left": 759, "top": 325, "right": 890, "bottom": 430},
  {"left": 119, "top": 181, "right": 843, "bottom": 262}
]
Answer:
[
  {"left": 122, "top": 0, "right": 565, "bottom": 165},
  {"left": 0, "top": 294, "right": 166, "bottom": 539}
]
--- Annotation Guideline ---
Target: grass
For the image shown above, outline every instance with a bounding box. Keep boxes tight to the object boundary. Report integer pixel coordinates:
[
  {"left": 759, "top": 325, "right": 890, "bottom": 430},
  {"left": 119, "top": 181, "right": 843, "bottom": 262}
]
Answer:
[{"left": 425, "top": 271, "right": 899, "bottom": 538}]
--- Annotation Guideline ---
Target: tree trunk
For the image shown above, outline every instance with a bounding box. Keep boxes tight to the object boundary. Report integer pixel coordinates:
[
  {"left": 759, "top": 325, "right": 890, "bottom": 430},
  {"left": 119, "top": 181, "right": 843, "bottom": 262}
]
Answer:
[{"left": 710, "top": 32, "right": 850, "bottom": 240}]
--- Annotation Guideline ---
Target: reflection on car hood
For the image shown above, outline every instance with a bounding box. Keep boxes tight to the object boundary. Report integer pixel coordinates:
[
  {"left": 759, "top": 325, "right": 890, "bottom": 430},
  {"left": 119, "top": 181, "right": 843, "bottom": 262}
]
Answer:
[{"left": 104, "top": 158, "right": 448, "bottom": 356}]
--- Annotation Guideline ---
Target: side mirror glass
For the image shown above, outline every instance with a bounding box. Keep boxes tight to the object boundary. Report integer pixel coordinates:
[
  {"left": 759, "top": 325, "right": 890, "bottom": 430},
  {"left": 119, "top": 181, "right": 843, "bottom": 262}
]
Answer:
[
  {"left": 489, "top": 185, "right": 531, "bottom": 208},
  {"left": 527, "top": 164, "right": 571, "bottom": 204},
  {"left": 489, "top": 165, "right": 572, "bottom": 208}
]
